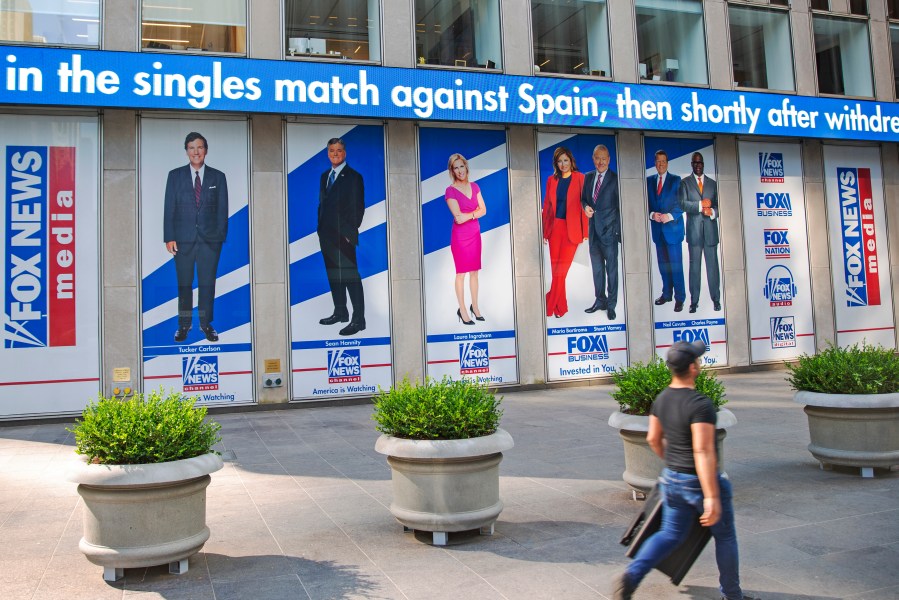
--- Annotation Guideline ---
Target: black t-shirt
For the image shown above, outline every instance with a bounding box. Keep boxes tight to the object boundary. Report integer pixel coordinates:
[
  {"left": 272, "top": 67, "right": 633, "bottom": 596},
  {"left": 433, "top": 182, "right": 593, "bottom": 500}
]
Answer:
[{"left": 650, "top": 386, "right": 717, "bottom": 475}]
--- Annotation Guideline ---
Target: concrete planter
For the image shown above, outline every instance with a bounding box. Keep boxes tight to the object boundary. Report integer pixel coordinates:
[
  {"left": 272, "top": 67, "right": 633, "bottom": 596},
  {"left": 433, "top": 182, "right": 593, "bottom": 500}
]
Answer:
[
  {"left": 375, "top": 428, "right": 514, "bottom": 546},
  {"left": 608, "top": 409, "right": 736, "bottom": 499},
  {"left": 70, "top": 453, "right": 223, "bottom": 581},
  {"left": 793, "top": 390, "right": 899, "bottom": 477}
]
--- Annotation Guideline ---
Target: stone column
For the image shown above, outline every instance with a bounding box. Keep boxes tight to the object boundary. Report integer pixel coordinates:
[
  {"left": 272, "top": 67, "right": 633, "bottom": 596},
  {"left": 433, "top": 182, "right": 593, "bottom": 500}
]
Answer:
[{"left": 803, "top": 140, "right": 836, "bottom": 349}]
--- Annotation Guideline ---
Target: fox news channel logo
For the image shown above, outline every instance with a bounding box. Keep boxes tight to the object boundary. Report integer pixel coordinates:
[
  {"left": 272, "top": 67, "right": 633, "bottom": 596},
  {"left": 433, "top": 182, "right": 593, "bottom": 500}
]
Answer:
[
  {"left": 770, "top": 316, "right": 796, "bottom": 348},
  {"left": 328, "top": 348, "right": 361, "bottom": 383},
  {"left": 4, "top": 145, "right": 77, "bottom": 349},
  {"left": 182, "top": 355, "right": 219, "bottom": 391},
  {"left": 837, "top": 167, "right": 881, "bottom": 307},
  {"left": 566, "top": 334, "right": 609, "bottom": 362},
  {"left": 755, "top": 192, "right": 792, "bottom": 217},
  {"left": 763, "top": 265, "right": 797, "bottom": 307},
  {"left": 672, "top": 327, "right": 710, "bottom": 352},
  {"left": 759, "top": 152, "right": 785, "bottom": 183},
  {"left": 459, "top": 341, "right": 490, "bottom": 374},
  {"left": 763, "top": 228, "right": 790, "bottom": 260}
]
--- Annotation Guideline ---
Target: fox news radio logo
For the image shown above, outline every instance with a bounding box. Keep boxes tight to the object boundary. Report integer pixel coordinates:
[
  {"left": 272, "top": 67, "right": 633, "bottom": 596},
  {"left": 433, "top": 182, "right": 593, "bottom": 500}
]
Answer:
[
  {"left": 759, "top": 152, "right": 785, "bottom": 183},
  {"left": 4, "top": 145, "right": 77, "bottom": 349},
  {"left": 566, "top": 334, "right": 609, "bottom": 362},
  {"left": 182, "top": 355, "right": 219, "bottom": 392},
  {"left": 763, "top": 228, "right": 790, "bottom": 260},
  {"left": 770, "top": 316, "right": 796, "bottom": 349},
  {"left": 763, "top": 265, "right": 797, "bottom": 307},
  {"left": 672, "top": 327, "right": 710, "bottom": 352},
  {"left": 459, "top": 341, "right": 489, "bottom": 374},
  {"left": 837, "top": 167, "right": 881, "bottom": 307},
  {"left": 328, "top": 349, "right": 361, "bottom": 383},
  {"left": 755, "top": 192, "right": 792, "bottom": 217}
]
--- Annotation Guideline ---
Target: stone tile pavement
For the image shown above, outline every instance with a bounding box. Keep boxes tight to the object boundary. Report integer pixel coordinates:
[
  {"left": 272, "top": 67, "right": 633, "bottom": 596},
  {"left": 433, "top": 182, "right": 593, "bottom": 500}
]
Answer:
[{"left": 1, "top": 371, "right": 897, "bottom": 599}]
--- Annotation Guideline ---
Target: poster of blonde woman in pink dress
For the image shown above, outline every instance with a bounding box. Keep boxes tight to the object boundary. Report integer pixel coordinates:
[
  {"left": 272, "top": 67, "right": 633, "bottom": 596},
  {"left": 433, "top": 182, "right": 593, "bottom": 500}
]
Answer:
[{"left": 445, "top": 153, "right": 487, "bottom": 326}]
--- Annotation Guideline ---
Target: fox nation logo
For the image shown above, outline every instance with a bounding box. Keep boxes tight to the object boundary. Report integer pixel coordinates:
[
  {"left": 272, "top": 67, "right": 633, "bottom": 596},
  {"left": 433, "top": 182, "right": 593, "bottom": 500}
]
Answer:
[
  {"left": 672, "top": 327, "right": 710, "bottom": 352},
  {"left": 770, "top": 316, "right": 796, "bottom": 349},
  {"left": 759, "top": 152, "right": 785, "bottom": 183},
  {"left": 182, "top": 355, "right": 219, "bottom": 392},
  {"left": 566, "top": 334, "right": 609, "bottom": 362},
  {"left": 763, "top": 265, "right": 797, "bottom": 307},
  {"left": 763, "top": 229, "right": 790, "bottom": 260},
  {"left": 328, "top": 349, "right": 361, "bottom": 383},
  {"left": 459, "top": 341, "right": 489, "bottom": 374}
]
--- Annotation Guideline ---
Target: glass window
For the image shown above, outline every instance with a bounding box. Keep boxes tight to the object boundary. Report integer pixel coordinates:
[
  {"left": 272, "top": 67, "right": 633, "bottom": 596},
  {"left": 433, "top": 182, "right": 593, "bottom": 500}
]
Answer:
[
  {"left": 813, "top": 15, "right": 873, "bottom": 97},
  {"left": 636, "top": 0, "right": 707, "bottom": 85},
  {"left": 810, "top": 0, "right": 829, "bottom": 11},
  {"left": 0, "top": 0, "right": 99, "bottom": 46},
  {"left": 285, "top": 0, "right": 380, "bottom": 61},
  {"left": 532, "top": 0, "right": 609, "bottom": 77},
  {"left": 729, "top": 5, "right": 794, "bottom": 91},
  {"left": 890, "top": 0, "right": 899, "bottom": 19},
  {"left": 141, "top": 0, "right": 246, "bottom": 54},
  {"left": 415, "top": 0, "right": 502, "bottom": 69},
  {"left": 891, "top": 24, "right": 899, "bottom": 98},
  {"left": 849, "top": 0, "right": 867, "bottom": 16}
]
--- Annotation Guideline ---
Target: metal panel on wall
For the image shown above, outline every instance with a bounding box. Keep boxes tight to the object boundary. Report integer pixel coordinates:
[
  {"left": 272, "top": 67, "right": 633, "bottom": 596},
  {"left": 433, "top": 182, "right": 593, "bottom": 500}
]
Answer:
[
  {"left": 0, "top": 114, "right": 100, "bottom": 417},
  {"left": 286, "top": 124, "right": 392, "bottom": 399},
  {"left": 739, "top": 141, "right": 815, "bottom": 361},
  {"left": 140, "top": 118, "right": 254, "bottom": 403},
  {"left": 823, "top": 145, "right": 896, "bottom": 348},
  {"left": 537, "top": 132, "right": 627, "bottom": 380},
  {"left": 419, "top": 127, "right": 518, "bottom": 384}
]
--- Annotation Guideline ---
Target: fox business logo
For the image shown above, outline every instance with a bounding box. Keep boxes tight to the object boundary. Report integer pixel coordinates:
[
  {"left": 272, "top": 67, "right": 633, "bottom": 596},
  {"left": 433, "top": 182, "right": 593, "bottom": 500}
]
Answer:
[
  {"left": 763, "top": 229, "right": 790, "bottom": 260},
  {"left": 763, "top": 265, "right": 797, "bottom": 307},
  {"left": 759, "top": 152, "right": 785, "bottom": 183},
  {"left": 770, "top": 316, "right": 796, "bottom": 349},
  {"left": 328, "top": 348, "right": 361, "bottom": 383},
  {"left": 837, "top": 167, "right": 881, "bottom": 307},
  {"left": 182, "top": 355, "right": 219, "bottom": 391},
  {"left": 756, "top": 192, "right": 792, "bottom": 217},
  {"left": 672, "top": 327, "right": 710, "bottom": 352},
  {"left": 4, "top": 146, "right": 77, "bottom": 349},
  {"left": 566, "top": 334, "right": 609, "bottom": 362},
  {"left": 459, "top": 341, "right": 489, "bottom": 374}
]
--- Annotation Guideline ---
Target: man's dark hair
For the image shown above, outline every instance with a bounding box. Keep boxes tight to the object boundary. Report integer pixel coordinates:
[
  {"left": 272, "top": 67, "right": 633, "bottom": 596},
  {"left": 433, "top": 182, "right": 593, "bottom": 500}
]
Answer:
[
  {"left": 184, "top": 132, "right": 208, "bottom": 150},
  {"left": 654, "top": 149, "right": 668, "bottom": 160},
  {"left": 327, "top": 137, "right": 346, "bottom": 149}
]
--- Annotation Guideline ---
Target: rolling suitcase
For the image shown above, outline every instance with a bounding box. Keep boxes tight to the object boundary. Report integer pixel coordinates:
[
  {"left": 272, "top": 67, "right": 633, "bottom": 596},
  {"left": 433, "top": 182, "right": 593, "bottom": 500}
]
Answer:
[{"left": 619, "top": 483, "right": 711, "bottom": 585}]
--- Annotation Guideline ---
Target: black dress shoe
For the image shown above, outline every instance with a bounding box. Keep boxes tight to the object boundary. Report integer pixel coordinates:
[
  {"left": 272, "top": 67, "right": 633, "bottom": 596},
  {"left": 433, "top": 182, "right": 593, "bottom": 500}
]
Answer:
[
  {"left": 200, "top": 326, "right": 219, "bottom": 342},
  {"left": 174, "top": 326, "right": 190, "bottom": 343},
  {"left": 470, "top": 304, "right": 485, "bottom": 321},
  {"left": 689, "top": 304, "right": 698, "bottom": 313},
  {"left": 320, "top": 313, "right": 349, "bottom": 325},
  {"left": 674, "top": 301, "right": 684, "bottom": 312},
  {"left": 713, "top": 301, "right": 722, "bottom": 311},
  {"left": 339, "top": 322, "right": 366, "bottom": 336},
  {"left": 654, "top": 295, "right": 671, "bottom": 305},
  {"left": 607, "top": 308, "right": 616, "bottom": 320},
  {"left": 585, "top": 300, "right": 606, "bottom": 313}
]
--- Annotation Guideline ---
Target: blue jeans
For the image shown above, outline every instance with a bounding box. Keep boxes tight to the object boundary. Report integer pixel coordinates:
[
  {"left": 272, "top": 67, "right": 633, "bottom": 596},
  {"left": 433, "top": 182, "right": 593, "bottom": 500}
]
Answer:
[{"left": 626, "top": 468, "right": 744, "bottom": 600}]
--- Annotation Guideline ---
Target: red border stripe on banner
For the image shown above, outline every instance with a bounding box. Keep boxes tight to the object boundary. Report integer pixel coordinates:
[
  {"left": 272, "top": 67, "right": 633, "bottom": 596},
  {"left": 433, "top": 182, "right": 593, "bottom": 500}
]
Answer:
[
  {"left": 856, "top": 168, "right": 881, "bottom": 306},
  {"left": 48, "top": 146, "right": 76, "bottom": 346}
]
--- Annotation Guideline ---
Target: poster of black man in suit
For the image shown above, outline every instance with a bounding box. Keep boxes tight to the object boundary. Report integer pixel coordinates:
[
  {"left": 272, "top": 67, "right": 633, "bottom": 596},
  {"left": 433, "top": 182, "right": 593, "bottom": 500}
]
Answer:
[
  {"left": 645, "top": 137, "right": 727, "bottom": 366},
  {"left": 140, "top": 118, "right": 252, "bottom": 403},
  {"left": 286, "top": 124, "right": 392, "bottom": 399},
  {"left": 537, "top": 132, "right": 628, "bottom": 381}
]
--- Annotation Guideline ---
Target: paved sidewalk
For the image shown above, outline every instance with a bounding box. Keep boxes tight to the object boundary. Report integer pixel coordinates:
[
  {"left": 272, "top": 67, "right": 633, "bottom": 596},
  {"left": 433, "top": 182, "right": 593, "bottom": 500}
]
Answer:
[{"left": 1, "top": 371, "right": 898, "bottom": 600}]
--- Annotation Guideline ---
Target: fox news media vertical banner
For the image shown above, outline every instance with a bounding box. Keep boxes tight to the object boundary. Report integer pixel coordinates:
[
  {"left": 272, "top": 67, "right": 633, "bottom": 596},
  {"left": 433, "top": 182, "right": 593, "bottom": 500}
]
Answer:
[
  {"left": 739, "top": 141, "right": 815, "bottom": 362},
  {"left": 419, "top": 127, "right": 518, "bottom": 384},
  {"left": 823, "top": 145, "right": 896, "bottom": 349},
  {"left": 287, "top": 124, "right": 391, "bottom": 399},
  {"left": 646, "top": 137, "right": 727, "bottom": 366},
  {"left": 140, "top": 118, "right": 253, "bottom": 403},
  {"left": 537, "top": 132, "right": 627, "bottom": 380},
  {"left": 0, "top": 115, "right": 100, "bottom": 417}
]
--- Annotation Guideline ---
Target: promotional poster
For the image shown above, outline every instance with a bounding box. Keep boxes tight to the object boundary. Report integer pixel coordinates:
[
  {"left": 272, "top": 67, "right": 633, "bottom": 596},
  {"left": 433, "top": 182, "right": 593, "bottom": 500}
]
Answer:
[
  {"left": 823, "top": 145, "right": 896, "bottom": 349},
  {"left": 645, "top": 137, "right": 727, "bottom": 366},
  {"left": 287, "top": 124, "right": 392, "bottom": 399},
  {"left": 0, "top": 115, "right": 100, "bottom": 417},
  {"left": 738, "top": 141, "right": 815, "bottom": 361},
  {"left": 537, "top": 132, "right": 627, "bottom": 381},
  {"left": 140, "top": 118, "right": 253, "bottom": 403},
  {"left": 419, "top": 127, "right": 518, "bottom": 384}
]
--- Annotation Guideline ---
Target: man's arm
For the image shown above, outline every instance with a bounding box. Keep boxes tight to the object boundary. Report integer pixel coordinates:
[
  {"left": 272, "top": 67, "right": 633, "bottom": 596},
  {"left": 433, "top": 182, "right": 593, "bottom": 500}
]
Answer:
[
  {"left": 647, "top": 415, "right": 666, "bottom": 459},
  {"left": 581, "top": 174, "right": 594, "bottom": 217},
  {"left": 163, "top": 170, "right": 177, "bottom": 253},
  {"left": 679, "top": 179, "right": 700, "bottom": 214},
  {"left": 216, "top": 172, "right": 229, "bottom": 240},
  {"left": 691, "top": 421, "right": 721, "bottom": 526}
]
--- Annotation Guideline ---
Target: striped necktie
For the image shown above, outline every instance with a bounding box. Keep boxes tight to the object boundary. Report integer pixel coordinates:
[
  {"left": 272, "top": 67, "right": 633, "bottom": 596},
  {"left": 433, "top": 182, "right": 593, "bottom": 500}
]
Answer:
[
  {"left": 327, "top": 169, "right": 336, "bottom": 191},
  {"left": 194, "top": 172, "right": 201, "bottom": 208}
]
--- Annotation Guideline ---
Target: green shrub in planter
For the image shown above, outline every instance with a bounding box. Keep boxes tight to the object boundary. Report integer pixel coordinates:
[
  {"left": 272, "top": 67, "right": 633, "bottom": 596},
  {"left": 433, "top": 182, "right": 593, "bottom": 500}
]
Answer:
[
  {"left": 373, "top": 377, "right": 502, "bottom": 440},
  {"left": 70, "top": 389, "right": 222, "bottom": 464},
  {"left": 786, "top": 343, "right": 899, "bottom": 394},
  {"left": 611, "top": 359, "right": 726, "bottom": 416}
]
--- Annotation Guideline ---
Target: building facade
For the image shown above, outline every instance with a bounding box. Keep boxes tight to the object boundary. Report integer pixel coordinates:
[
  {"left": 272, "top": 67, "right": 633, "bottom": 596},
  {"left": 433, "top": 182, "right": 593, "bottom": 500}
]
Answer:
[{"left": 1, "top": 0, "right": 899, "bottom": 418}]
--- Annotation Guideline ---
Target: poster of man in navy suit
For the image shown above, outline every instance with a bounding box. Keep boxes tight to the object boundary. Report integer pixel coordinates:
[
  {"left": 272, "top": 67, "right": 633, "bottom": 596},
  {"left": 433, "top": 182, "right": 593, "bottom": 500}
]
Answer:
[{"left": 647, "top": 149, "right": 685, "bottom": 311}]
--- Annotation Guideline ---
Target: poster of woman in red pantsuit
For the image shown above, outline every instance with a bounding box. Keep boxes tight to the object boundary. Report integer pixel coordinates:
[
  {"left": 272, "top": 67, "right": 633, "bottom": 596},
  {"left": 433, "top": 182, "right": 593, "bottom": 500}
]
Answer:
[{"left": 542, "top": 147, "right": 589, "bottom": 318}]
